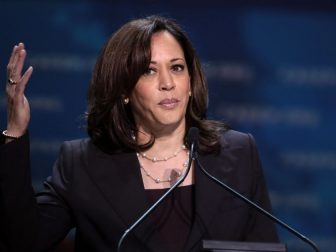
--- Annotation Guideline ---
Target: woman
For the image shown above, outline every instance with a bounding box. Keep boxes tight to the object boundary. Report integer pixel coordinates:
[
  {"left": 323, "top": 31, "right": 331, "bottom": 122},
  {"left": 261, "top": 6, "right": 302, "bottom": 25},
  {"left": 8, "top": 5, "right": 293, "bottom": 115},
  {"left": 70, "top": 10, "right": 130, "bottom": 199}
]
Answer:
[{"left": 1, "top": 16, "right": 278, "bottom": 251}]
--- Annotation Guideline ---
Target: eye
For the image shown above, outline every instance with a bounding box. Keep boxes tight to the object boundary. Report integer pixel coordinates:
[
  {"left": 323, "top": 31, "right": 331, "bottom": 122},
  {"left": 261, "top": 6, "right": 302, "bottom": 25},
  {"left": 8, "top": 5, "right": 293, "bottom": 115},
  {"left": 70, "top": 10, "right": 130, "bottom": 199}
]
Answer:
[
  {"left": 172, "top": 64, "right": 185, "bottom": 72},
  {"left": 143, "top": 67, "right": 156, "bottom": 76}
]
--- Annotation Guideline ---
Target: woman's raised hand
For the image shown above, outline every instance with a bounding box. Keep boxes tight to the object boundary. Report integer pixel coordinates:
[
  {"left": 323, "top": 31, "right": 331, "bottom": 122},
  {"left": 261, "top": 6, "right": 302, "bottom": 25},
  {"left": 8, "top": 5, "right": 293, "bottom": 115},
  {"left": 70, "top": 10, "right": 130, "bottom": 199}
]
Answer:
[{"left": 5, "top": 43, "right": 33, "bottom": 139}]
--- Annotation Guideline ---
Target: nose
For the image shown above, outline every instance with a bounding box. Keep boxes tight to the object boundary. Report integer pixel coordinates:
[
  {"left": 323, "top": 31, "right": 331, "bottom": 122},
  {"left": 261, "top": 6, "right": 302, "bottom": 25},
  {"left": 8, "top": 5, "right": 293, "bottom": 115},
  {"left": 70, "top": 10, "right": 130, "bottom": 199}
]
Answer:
[{"left": 159, "top": 70, "right": 175, "bottom": 91}]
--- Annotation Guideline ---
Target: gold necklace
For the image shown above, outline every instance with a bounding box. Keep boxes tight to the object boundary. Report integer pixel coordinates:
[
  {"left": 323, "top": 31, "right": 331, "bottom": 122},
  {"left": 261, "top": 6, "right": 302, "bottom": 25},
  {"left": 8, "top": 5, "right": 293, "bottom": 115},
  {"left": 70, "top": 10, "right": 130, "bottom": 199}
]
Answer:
[
  {"left": 139, "top": 145, "right": 186, "bottom": 162},
  {"left": 137, "top": 150, "right": 189, "bottom": 183}
]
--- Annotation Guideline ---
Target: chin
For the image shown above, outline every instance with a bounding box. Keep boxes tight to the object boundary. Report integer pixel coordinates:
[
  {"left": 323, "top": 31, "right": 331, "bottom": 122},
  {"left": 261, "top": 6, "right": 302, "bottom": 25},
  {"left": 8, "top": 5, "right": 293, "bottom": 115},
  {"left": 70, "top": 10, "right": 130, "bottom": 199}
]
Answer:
[
  {"left": 151, "top": 108, "right": 187, "bottom": 129},
  {"left": 156, "top": 116, "right": 185, "bottom": 129}
]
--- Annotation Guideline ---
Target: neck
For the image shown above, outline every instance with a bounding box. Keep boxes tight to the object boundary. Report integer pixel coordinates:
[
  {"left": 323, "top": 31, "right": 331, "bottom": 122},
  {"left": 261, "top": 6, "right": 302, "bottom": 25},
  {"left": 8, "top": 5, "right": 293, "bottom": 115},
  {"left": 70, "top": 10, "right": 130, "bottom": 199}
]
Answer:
[{"left": 136, "top": 124, "right": 186, "bottom": 156}]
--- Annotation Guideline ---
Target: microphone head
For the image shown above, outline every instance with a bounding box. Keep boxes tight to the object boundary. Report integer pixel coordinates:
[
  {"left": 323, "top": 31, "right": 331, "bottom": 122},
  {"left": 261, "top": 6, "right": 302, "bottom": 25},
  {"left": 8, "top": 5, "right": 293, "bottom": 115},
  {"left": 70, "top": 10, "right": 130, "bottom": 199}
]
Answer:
[{"left": 187, "top": 127, "right": 199, "bottom": 150}]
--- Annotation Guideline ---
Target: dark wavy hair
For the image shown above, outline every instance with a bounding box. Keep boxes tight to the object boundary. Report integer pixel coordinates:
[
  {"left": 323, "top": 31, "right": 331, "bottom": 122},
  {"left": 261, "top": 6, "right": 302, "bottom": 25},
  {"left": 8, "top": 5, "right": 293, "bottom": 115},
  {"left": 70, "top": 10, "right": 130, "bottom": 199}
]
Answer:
[{"left": 86, "top": 15, "right": 227, "bottom": 154}]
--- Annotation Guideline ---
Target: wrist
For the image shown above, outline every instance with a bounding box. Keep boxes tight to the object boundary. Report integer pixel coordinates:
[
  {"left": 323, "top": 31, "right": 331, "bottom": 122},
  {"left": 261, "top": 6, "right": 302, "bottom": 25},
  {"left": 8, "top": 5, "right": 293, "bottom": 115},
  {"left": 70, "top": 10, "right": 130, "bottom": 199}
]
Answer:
[{"left": 2, "top": 130, "right": 24, "bottom": 140}]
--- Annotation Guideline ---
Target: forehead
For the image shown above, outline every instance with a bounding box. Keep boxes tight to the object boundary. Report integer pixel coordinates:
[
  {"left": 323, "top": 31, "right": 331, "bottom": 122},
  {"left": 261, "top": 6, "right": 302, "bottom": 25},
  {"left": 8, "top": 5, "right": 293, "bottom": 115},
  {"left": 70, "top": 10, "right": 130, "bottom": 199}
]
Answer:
[{"left": 150, "top": 31, "right": 185, "bottom": 59}]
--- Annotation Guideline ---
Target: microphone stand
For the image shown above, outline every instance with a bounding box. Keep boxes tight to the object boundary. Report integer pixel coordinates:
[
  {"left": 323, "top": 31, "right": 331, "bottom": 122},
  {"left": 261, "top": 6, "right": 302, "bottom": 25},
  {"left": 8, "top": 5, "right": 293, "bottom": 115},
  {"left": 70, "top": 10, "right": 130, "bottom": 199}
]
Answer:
[
  {"left": 195, "top": 156, "right": 320, "bottom": 252},
  {"left": 117, "top": 142, "right": 197, "bottom": 252}
]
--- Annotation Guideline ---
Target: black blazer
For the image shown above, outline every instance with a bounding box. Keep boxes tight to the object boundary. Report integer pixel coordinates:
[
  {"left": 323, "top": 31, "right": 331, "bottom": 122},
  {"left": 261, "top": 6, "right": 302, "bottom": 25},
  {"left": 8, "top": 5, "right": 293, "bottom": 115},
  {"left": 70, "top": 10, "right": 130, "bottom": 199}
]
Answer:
[{"left": 0, "top": 130, "right": 278, "bottom": 252}]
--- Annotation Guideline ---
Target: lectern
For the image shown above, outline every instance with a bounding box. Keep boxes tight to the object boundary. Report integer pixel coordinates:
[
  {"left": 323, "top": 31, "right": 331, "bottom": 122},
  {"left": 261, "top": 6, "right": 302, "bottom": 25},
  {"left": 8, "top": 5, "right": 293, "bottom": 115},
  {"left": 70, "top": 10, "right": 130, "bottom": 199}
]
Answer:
[{"left": 202, "top": 240, "right": 287, "bottom": 252}]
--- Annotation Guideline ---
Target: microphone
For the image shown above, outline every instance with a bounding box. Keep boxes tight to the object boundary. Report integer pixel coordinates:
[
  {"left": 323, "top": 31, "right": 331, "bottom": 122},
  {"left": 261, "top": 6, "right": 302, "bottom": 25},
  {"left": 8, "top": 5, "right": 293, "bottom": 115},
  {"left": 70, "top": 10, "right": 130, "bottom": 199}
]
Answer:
[
  {"left": 117, "top": 127, "right": 199, "bottom": 252},
  {"left": 194, "top": 156, "right": 320, "bottom": 252},
  {"left": 187, "top": 127, "right": 199, "bottom": 158}
]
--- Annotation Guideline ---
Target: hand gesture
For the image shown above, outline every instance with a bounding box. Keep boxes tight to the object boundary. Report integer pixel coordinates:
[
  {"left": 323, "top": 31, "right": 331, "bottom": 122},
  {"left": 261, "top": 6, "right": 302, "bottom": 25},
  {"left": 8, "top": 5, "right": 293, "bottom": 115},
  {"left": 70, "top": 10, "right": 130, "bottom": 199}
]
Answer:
[{"left": 5, "top": 42, "right": 33, "bottom": 139}]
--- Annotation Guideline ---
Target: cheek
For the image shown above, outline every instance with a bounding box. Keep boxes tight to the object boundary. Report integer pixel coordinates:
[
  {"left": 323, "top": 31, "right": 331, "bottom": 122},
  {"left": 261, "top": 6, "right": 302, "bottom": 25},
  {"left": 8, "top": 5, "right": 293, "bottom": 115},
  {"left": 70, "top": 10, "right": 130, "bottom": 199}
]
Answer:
[
  {"left": 182, "top": 79, "right": 191, "bottom": 97},
  {"left": 132, "top": 80, "right": 152, "bottom": 100},
  {"left": 130, "top": 88, "right": 153, "bottom": 112},
  {"left": 182, "top": 75, "right": 191, "bottom": 90}
]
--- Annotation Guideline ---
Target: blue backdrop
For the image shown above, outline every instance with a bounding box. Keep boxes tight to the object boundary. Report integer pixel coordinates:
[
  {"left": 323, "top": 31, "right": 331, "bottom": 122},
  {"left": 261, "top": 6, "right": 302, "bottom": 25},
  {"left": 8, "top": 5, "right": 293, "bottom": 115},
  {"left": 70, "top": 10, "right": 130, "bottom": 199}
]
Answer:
[{"left": 1, "top": 1, "right": 336, "bottom": 251}]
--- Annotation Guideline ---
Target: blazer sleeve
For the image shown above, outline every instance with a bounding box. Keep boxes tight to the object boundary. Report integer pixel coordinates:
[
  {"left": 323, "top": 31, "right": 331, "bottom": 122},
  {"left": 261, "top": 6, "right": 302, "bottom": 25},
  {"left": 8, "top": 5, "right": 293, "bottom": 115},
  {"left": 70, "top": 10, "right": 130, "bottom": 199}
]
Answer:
[
  {"left": 244, "top": 133, "right": 279, "bottom": 242},
  {"left": 0, "top": 133, "right": 74, "bottom": 252}
]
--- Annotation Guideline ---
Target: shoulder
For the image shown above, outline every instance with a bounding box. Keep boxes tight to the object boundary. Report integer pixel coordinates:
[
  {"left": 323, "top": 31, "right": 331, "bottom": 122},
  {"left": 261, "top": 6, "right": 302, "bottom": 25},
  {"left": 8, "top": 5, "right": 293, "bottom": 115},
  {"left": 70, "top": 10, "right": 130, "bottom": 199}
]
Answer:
[
  {"left": 220, "top": 129, "right": 256, "bottom": 150},
  {"left": 57, "top": 137, "right": 116, "bottom": 165},
  {"left": 60, "top": 137, "right": 106, "bottom": 154},
  {"left": 59, "top": 138, "right": 90, "bottom": 155},
  {"left": 61, "top": 138, "right": 89, "bottom": 149},
  {"left": 198, "top": 129, "right": 262, "bottom": 189},
  {"left": 56, "top": 138, "right": 94, "bottom": 166},
  {"left": 217, "top": 129, "right": 260, "bottom": 168},
  {"left": 60, "top": 138, "right": 118, "bottom": 155},
  {"left": 51, "top": 138, "right": 96, "bottom": 181},
  {"left": 218, "top": 129, "right": 262, "bottom": 175}
]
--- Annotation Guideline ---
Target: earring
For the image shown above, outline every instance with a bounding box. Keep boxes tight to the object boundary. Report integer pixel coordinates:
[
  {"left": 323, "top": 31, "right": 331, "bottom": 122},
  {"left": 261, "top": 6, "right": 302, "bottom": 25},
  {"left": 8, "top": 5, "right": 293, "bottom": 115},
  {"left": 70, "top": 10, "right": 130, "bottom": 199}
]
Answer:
[
  {"left": 123, "top": 97, "right": 129, "bottom": 104},
  {"left": 189, "top": 91, "right": 192, "bottom": 97}
]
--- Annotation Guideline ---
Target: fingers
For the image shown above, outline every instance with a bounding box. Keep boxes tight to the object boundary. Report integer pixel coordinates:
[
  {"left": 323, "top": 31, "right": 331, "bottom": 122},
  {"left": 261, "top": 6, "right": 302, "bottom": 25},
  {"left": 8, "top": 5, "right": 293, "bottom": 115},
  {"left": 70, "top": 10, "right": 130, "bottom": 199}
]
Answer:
[
  {"left": 7, "top": 43, "right": 32, "bottom": 85},
  {"left": 7, "top": 44, "right": 19, "bottom": 69},
  {"left": 15, "top": 47, "right": 27, "bottom": 80},
  {"left": 6, "top": 42, "right": 33, "bottom": 99},
  {"left": 7, "top": 43, "right": 25, "bottom": 80},
  {"left": 16, "top": 66, "right": 33, "bottom": 95}
]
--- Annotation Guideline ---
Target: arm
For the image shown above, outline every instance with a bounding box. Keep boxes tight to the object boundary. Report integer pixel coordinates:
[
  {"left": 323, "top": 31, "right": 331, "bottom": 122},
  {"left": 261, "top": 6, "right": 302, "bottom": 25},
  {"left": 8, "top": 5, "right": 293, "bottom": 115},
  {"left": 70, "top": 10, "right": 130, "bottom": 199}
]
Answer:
[
  {"left": 0, "top": 42, "right": 35, "bottom": 251},
  {"left": 0, "top": 134, "right": 75, "bottom": 252},
  {"left": 1, "top": 43, "right": 73, "bottom": 251},
  {"left": 0, "top": 134, "right": 38, "bottom": 251}
]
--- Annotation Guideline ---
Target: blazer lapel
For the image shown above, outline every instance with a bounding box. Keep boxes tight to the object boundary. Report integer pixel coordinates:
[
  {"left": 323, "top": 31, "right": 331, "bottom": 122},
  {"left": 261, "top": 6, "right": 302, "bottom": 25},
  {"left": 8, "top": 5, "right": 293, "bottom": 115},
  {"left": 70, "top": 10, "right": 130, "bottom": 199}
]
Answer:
[
  {"left": 184, "top": 137, "right": 236, "bottom": 251},
  {"left": 84, "top": 141, "right": 161, "bottom": 250},
  {"left": 183, "top": 153, "right": 227, "bottom": 251}
]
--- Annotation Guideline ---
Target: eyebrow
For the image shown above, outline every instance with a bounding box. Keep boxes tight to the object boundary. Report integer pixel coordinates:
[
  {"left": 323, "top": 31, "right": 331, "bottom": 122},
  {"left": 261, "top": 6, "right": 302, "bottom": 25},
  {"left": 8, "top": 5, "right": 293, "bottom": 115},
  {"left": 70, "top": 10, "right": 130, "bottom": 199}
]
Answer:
[{"left": 150, "top": 58, "right": 185, "bottom": 64}]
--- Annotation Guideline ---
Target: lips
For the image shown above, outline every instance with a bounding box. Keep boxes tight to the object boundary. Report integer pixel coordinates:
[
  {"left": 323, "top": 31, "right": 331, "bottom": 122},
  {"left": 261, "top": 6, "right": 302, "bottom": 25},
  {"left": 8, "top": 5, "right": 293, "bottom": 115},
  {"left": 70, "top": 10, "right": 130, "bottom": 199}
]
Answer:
[
  {"left": 159, "top": 98, "right": 179, "bottom": 105},
  {"left": 158, "top": 98, "right": 179, "bottom": 108}
]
